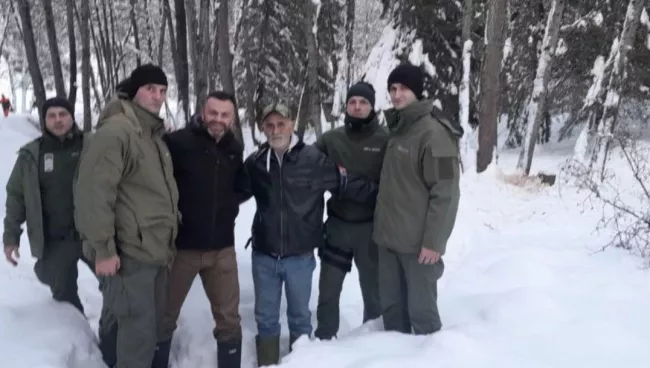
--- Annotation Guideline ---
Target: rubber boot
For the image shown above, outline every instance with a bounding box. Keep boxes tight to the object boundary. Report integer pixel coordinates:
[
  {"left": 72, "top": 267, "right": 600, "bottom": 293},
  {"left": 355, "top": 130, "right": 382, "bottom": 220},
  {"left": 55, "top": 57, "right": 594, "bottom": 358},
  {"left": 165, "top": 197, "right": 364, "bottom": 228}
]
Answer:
[
  {"left": 289, "top": 333, "right": 309, "bottom": 352},
  {"left": 151, "top": 339, "right": 172, "bottom": 368},
  {"left": 289, "top": 334, "right": 299, "bottom": 353},
  {"left": 255, "top": 335, "right": 280, "bottom": 367},
  {"left": 217, "top": 340, "right": 242, "bottom": 368}
]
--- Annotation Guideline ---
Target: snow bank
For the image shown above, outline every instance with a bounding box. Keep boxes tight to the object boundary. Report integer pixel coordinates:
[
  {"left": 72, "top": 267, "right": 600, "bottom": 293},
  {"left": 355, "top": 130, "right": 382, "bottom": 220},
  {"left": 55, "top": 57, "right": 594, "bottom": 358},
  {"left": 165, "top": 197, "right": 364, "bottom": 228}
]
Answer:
[
  {"left": 0, "top": 302, "right": 104, "bottom": 368},
  {"left": 275, "top": 168, "right": 650, "bottom": 368}
]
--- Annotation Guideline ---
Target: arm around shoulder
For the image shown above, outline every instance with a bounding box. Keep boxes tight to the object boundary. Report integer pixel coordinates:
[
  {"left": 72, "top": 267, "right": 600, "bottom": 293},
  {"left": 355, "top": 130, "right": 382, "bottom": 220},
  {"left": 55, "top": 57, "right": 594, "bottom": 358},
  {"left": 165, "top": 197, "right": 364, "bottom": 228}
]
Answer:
[{"left": 235, "top": 154, "right": 255, "bottom": 204}]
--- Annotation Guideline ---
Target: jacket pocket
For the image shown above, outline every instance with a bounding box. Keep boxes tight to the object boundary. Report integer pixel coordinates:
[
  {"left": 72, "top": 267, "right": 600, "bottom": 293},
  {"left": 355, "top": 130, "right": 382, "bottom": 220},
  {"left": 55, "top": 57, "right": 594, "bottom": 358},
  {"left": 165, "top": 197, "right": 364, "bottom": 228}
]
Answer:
[{"left": 114, "top": 206, "right": 141, "bottom": 248}]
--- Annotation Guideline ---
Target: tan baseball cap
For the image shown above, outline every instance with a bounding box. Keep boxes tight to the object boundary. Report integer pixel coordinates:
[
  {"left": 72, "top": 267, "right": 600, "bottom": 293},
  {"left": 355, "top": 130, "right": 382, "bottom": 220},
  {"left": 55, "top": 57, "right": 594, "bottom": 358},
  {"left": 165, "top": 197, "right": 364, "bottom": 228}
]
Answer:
[{"left": 261, "top": 103, "right": 291, "bottom": 121}]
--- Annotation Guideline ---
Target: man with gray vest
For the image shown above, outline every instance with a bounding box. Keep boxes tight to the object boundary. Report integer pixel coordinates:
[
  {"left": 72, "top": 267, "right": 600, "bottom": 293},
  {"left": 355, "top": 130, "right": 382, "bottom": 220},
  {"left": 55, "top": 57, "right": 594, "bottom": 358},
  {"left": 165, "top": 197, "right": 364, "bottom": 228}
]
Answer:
[
  {"left": 314, "top": 82, "right": 388, "bottom": 340},
  {"left": 373, "top": 63, "right": 461, "bottom": 335},
  {"left": 3, "top": 97, "right": 91, "bottom": 314}
]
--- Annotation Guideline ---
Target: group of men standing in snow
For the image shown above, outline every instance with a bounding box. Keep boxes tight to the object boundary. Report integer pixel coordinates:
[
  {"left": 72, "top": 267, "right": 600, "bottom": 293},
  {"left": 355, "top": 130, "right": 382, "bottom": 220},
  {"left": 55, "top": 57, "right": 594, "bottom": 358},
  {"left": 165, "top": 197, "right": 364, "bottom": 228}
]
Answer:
[{"left": 2, "top": 62, "right": 461, "bottom": 368}]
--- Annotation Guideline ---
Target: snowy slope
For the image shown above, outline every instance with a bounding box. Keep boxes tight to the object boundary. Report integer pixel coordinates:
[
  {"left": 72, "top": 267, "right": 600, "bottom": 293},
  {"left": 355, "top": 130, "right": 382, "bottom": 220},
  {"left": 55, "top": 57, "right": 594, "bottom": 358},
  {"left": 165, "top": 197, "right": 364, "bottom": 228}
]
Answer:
[{"left": 0, "top": 113, "right": 649, "bottom": 368}]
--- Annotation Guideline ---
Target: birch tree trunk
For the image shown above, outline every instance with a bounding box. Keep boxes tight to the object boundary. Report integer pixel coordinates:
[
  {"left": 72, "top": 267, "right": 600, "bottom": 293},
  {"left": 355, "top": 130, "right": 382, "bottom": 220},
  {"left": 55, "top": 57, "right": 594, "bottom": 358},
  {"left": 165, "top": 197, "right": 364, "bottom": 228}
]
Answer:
[
  {"left": 517, "top": 0, "right": 566, "bottom": 175},
  {"left": 592, "top": 0, "right": 645, "bottom": 180},
  {"left": 458, "top": 0, "right": 473, "bottom": 171}
]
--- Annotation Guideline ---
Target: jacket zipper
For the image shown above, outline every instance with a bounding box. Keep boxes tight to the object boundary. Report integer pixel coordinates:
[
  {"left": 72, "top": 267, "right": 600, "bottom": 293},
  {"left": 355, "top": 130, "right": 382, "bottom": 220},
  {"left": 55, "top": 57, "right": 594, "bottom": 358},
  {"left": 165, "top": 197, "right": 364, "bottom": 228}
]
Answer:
[
  {"left": 212, "top": 152, "right": 219, "bottom": 247},
  {"left": 279, "top": 152, "right": 284, "bottom": 258}
]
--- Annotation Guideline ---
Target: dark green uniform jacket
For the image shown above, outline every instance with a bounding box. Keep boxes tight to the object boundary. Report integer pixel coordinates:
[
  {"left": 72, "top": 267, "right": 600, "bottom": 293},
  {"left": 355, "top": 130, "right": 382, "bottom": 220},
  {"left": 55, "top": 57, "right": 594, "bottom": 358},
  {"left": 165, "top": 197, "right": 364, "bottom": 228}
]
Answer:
[
  {"left": 74, "top": 99, "right": 179, "bottom": 265},
  {"left": 315, "top": 115, "right": 388, "bottom": 222},
  {"left": 3, "top": 126, "right": 86, "bottom": 259},
  {"left": 372, "top": 99, "right": 462, "bottom": 255}
]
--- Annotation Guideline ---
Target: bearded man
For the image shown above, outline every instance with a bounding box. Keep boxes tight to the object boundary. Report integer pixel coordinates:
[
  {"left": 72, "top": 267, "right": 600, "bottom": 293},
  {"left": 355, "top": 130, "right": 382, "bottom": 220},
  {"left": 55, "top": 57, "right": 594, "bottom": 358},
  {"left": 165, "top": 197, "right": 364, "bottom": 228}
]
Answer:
[{"left": 154, "top": 91, "right": 247, "bottom": 368}]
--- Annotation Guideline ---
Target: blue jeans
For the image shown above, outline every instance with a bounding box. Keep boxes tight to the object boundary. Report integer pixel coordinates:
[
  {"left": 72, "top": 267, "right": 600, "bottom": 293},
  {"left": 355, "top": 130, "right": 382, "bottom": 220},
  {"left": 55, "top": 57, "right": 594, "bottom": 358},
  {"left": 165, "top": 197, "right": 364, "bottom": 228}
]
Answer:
[{"left": 252, "top": 250, "right": 316, "bottom": 339}]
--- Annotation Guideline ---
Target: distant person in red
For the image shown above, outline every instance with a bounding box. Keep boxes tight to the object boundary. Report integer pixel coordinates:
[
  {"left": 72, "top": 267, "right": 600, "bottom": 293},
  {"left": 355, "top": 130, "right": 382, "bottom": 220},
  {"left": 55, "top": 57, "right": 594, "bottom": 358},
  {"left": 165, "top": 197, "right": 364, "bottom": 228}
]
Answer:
[{"left": 1, "top": 94, "right": 12, "bottom": 117}]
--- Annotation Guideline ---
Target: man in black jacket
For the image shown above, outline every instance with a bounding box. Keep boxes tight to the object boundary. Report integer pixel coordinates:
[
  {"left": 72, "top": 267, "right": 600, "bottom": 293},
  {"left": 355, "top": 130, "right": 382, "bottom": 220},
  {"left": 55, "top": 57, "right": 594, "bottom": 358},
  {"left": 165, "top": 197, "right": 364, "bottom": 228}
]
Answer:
[
  {"left": 154, "top": 91, "right": 246, "bottom": 368},
  {"left": 240, "top": 103, "right": 378, "bottom": 366}
]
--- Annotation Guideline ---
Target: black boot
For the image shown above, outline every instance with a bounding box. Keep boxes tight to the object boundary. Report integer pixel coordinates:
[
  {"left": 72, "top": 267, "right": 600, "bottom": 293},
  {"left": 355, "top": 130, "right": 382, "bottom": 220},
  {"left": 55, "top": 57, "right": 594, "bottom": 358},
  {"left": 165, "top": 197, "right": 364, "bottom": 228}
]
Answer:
[
  {"left": 217, "top": 340, "right": 242, "bottom": 368},
  {"left": 151, "top": 339, "right": 172, "bottom": 368}
]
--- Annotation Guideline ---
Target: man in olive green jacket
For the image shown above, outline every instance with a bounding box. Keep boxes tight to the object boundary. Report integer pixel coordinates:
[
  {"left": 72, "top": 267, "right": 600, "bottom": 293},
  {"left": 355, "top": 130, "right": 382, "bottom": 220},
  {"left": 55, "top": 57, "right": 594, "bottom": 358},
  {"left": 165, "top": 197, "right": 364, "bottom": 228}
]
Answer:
[
  {"left": 314, "top": 82, "right": 388, "bottom": 340},
  {"left": 373, "top": 63, "right": 462, "bottom": 335},
  {"left": 74, "top": 64, "right": 179, "bottom": 368},
  {"left": 3, "top": 97, "right": 91, "bottom": 314}
]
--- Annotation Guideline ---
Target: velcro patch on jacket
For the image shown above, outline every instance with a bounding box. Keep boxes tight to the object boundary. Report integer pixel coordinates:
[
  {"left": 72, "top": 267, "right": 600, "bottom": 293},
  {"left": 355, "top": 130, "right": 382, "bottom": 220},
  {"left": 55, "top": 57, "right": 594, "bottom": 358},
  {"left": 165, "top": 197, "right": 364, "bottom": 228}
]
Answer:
[{"left": 438, "top": 157, "right": 457, "bottom": 180}]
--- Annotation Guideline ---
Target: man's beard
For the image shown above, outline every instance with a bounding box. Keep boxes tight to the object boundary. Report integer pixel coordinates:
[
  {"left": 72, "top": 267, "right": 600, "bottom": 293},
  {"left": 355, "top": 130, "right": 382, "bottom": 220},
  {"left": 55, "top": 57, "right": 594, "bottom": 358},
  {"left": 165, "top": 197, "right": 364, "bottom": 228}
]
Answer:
[{"left": 206, "top": 120, "right": 229, "bottom": 136}]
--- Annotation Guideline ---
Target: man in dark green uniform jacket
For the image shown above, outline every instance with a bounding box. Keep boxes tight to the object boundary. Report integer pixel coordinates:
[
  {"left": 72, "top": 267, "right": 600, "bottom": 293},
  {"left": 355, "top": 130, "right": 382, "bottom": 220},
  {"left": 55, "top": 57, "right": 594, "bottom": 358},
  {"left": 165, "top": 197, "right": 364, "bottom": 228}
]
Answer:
[
  {"left": 75, "top": 64, "right": 179, "bottom": 368},
  {"left": 314, "top": 82, "right": 388, "bottom": 340},
  {"left": 373, "top": 63, "right": 462, "bottom": 335},
  {"left": 3, "top": 97, "right": 91, "bottom": 314}
]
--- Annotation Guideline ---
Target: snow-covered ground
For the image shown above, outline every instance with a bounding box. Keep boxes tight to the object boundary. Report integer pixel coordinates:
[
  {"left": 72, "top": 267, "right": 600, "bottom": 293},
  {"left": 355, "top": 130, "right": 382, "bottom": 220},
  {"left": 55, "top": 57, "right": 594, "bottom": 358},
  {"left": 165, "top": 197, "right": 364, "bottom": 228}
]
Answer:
[{"left": 1, "top": 112, "right": 649, "bottom": 368}]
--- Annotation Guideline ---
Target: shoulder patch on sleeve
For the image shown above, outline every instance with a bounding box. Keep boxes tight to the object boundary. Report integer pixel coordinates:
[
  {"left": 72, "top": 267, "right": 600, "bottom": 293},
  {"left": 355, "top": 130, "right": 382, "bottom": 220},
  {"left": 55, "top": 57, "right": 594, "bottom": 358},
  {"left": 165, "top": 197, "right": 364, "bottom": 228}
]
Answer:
[{"left": 437, "top": 157, "right": 458, "bottom": 180}]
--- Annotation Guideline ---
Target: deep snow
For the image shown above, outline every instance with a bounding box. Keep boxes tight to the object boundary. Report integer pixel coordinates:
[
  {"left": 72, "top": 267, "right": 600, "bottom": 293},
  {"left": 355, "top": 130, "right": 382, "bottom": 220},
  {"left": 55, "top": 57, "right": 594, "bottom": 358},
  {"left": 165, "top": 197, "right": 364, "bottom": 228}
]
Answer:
[{"left": 0, "top": 113, "right": 649, "bottom": 368}]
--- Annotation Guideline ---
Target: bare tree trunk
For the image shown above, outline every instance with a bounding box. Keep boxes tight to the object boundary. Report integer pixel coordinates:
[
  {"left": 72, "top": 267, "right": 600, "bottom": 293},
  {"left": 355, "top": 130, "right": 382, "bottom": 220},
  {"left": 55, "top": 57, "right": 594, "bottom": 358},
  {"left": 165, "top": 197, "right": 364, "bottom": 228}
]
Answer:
[
  {"left": 297, "top": 0, "right": 323, "bottom": 139},
  {"left": 217, "top": 0, "right": 243, "bottom": 143},
  {"left": 193, "top": 0, "right": 210, "bottom": 111},
  {"left": 331, "top": 0, "right": 355, "bottom": 123},
  {"left": 144, "top": 0, "right": 154, "bottom": 57},
  {"left": 345, "top": 0, "right": 355, "bottom": 87},
  {"left": 41, "top": 0, "right": 66, "bottom": 97},
  {"left": 476, "top": 0, "right": 507, "bottom": 173},
  {"left": 16, "top": 0, "right": 47, "bottom": 110},
  {"left": 174, "top": 0, "right": 190, "bottom": 121},
  {"left": 66, "top": 0, "right": 77, "bottom": 105},
  {"left": 161, "top": 0, "right": 178, "bottom": 77},
  {"left": 129, "top": 0, "right": 142, "bottom": 66},
  {"left": 517, "top": 0, "right": 566, "bottom": 175},
  {"left": 185, "top": 0, "right": 201, "bottom": 112},
  {"left": 7, "top": 60, "right": 17, "bottom": 110},
  {"left": 80, "top": 0, "right": 92, "bottom": 131},
  {"left": 88, "top": 0, "right": 107, "bottom": 91},
  {"left": 157, "top": 8, "right": 167, "bottom": 65},
  {"left": 108, "top": 2, "right": 120, "bottom": 84},
  {"left": 0, "top": 16, "right": 10, "bottom": 56}
]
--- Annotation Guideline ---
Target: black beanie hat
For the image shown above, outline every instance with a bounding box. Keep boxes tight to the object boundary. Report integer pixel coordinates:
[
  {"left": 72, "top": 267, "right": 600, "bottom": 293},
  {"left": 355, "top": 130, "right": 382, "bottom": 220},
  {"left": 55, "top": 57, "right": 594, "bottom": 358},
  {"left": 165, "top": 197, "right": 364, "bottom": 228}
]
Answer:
[
  {"left": 346, "top": 82, "right": 376, "bottom": 107},
  {"left": 127, "top": 64, "right": 168, "bottom": 99},
  {"left": 387, "top": 63, "right": 425, "bottom": 100},
  {"left": 41, "top": 96, "right": 74, "bottom": 120}
]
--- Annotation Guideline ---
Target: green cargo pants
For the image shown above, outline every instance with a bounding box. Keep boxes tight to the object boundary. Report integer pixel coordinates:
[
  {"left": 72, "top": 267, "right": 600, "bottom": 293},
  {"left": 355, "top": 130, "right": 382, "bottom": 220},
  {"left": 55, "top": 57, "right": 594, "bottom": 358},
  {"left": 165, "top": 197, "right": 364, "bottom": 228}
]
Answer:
[
  {"left": 377, "top": 246, "right": 445, "bottom": 335},
  {"left": 33, "top": 239, "right": 92, "bottom": 314},
  {"left": 97, "top": 254, "right": 168, "bottom": 368},
  {"left": 315, "top": 216, "right": 380, "bottom": 340}
]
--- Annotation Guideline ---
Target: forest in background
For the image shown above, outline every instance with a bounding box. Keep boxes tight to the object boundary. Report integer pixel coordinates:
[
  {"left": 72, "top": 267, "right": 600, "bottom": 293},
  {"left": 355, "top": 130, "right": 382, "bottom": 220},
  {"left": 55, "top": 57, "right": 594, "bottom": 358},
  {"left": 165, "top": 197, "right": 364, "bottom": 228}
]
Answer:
[{"left": 0, "top": 0, "right": 649, "bottom": 177}]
